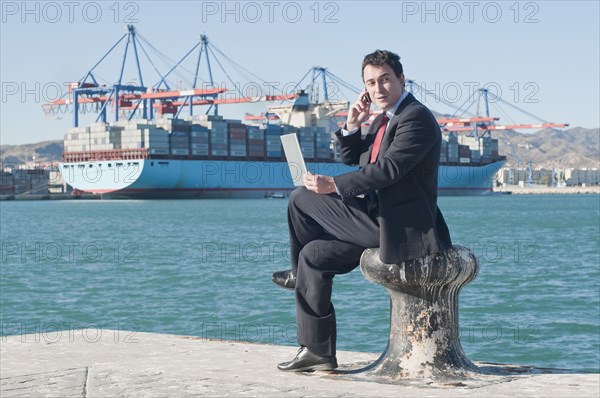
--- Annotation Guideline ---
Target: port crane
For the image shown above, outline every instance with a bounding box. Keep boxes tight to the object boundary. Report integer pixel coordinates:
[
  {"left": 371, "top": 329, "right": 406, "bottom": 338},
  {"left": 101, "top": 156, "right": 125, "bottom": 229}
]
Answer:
[
  {"left": 42, "top": 25, "right": 298, "bottom": 127},
  {"left": 279, "top": 71, "right": 569, "bottom": 138},
  {"left": 406, "top": 80, "right": 569, "bottom": 135},
  {"left": 43, "top": 25, "right": 569, "bottom": 141}
]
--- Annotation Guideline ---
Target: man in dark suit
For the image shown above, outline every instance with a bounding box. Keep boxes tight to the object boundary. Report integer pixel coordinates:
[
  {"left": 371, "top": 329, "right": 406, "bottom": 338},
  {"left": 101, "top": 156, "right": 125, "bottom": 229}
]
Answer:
[{"left": 273, "top": 50, "right": 452, "bottom": 372}]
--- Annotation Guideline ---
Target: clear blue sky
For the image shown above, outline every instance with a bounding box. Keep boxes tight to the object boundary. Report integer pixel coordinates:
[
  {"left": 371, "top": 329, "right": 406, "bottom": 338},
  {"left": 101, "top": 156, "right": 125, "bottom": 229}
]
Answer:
[{"left": 1, "top": 0, "right": 599, "bottom": 145}]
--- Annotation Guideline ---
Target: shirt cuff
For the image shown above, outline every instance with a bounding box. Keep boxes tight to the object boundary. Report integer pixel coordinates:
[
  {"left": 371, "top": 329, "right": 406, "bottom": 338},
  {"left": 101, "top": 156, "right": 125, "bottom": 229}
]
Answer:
[
  {"left": 332, "top": 177, "right": 341, "bottom": 196},
  {"left": 341, "top": 127, "right": 360, "bottom": 136}
]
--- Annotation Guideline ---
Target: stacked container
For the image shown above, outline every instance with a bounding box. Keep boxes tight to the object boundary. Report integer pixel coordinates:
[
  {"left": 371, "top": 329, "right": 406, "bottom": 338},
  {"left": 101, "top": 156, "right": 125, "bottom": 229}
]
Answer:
[
  {"left": 459, "top": 135, "right": 480, "bottom": 163},
  {"left": 170, "top": 130, "right": 190, "bottom": 156},
  {"left": 64, "top": 126, "right": 90, "bottom": 152},
  {"left": 314, "top": 127, "right": 331, "bottom": 160},
  {"left": 120, "top": 121, "right": 148, "bottom": 148},
  {"left": 479, "top": 135, "right": 492, "bottom": 161},
  {"left": 121, "top": 128, "right": 143, "bottom": 149},
  {"left": 190, "top": 115, "right": 228, "bottom": 157},
  {"left": 332, "top": 139, "right": 343, "bottom": 162},
  {"left": 228, "top": 122, "right": 247, "bottom": 157},
  {"left": 209, "top": 120, "right": 228, "bottom": 157},
  {"left": 440, "top": 138, "right": 448, "bottom": 163},
  {"left": 145, "top": 128, "right": 170, "bottom": 155},
  {"left": 266, "top": 124, "right": 284, "bottom": 158},
  {"left": 248, "top": 126, "right": 265, "bottom": 158},
  {"left": 88, "top": 123, "right": 120, "bottom": 151},
  {"left": 120, "top": 121, "right": 169, "bottom": 155},
  {"left": 298, "top": 127, "right": 315, "bottom": 159},
  {"left": 491, "top": 139, "right": 499, "bottom": 159},
  {"left": 108, "top": 125, "right": 124, "bottom": 149},
  {"left": 156, "top": 118, "right": 190, "bottom": 133},
  {"left": 190, "top": 124, "right": 209, "bottom": 157},
  {"left": 64, "top": 123, "right": 122, "bottom": 152},
  {"left": 458, "top": 145, "right": 471, "bottom": 163},
  {"left": 447, "top": 133, "right": 459, "bottom": 163}
]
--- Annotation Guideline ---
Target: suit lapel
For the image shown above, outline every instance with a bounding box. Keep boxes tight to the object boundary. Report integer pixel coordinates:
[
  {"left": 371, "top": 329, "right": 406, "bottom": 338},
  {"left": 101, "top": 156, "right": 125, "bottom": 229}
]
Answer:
[{"left": 378, "top": 93, "right": 415, "bottom": 157}]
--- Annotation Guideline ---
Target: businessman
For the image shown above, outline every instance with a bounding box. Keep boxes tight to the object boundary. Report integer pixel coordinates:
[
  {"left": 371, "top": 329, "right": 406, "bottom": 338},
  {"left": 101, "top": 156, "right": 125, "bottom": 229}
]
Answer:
[{"left": 273, "top": 50, "right": 452, "bottom": 372}]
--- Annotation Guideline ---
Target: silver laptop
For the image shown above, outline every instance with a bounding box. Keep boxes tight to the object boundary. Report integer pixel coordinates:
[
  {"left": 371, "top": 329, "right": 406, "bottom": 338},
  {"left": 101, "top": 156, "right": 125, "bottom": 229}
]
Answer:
[{"left": 280, "top": 133, "right": 307, "bottom": 187}]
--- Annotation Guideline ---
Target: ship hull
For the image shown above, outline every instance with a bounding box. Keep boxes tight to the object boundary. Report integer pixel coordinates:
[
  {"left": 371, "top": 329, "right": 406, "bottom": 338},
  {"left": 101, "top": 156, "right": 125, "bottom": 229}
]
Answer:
[
  {"left": 438, "top": 160, "right": 506, "bottom": 196},
  {"left": 59, "top": 159, "right": 505, "bottom": 199}
]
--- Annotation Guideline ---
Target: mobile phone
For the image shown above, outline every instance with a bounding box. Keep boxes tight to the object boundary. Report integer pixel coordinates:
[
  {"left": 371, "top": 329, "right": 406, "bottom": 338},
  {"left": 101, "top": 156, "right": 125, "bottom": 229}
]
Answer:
[{"left": 362, "top": 92, "right": 371, "bottom": 103}]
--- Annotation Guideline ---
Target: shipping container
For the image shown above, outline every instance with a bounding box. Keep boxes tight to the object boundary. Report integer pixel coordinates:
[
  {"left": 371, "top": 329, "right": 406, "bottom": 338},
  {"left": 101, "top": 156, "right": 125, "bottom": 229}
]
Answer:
[
  {"left": 459, "top": 145, "right": 471, "bottom": 157},
  {"left": 491, "top": 139, "right": 499, "bottom": 152},
  {"left": 247, "top": 126, "right": 263, "bottom": 139},
  {"left": 191, "top": 114, "right": 224, "bottom": 123},
  {"left": 191, "top": 130, "right": 209, "bottom": 137},
  {"left": 149, "top": 148, "right": 169, "bottom": 155}
]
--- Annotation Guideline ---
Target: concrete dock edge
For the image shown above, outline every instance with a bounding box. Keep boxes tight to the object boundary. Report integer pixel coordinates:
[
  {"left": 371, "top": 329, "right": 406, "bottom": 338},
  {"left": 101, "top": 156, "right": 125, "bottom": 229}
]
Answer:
[{"left": 1, "top": 330, "right": 598, "bottom": 397}]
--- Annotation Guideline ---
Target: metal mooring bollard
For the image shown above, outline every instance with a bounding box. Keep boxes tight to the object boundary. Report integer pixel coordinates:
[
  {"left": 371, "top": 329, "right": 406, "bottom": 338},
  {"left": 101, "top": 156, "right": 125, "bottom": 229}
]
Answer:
[{"left": 359, "top": 245, "right": 480, "bottom": 379}]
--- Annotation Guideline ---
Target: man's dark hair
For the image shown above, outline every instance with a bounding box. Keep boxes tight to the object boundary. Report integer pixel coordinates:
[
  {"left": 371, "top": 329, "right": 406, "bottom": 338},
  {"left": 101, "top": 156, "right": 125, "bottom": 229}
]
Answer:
[{"left": 362, "top": 50, "right": 403, "bottom": 78}]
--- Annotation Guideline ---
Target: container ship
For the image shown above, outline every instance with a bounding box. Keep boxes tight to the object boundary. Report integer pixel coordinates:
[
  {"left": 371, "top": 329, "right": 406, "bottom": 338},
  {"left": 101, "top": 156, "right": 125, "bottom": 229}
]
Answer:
[
  {"left": 59, "top": 98, "right": 506, "bottom": 198},
  {"left": 50, "top": 26, "right": 541, "bottom": 198}
]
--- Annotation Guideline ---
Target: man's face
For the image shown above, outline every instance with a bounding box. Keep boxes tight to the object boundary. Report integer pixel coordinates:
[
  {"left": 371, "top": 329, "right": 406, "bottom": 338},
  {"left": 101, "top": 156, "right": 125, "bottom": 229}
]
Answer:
[{"left": 363, "top": 64, "right": 404, "bottom": 112}]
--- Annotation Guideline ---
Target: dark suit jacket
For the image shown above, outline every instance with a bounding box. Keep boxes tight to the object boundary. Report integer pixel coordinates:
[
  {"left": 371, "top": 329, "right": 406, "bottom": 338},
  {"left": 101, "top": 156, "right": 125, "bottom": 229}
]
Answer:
[{"left": 334, "top": 93, "right": 451, "bottom": 264}]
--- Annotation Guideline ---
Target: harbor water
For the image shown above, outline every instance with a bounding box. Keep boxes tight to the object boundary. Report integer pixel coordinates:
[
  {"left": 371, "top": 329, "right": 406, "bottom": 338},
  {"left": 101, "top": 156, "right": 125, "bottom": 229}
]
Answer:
[{"left": 1, "top": 195, "right": 598, "bottom": 372}]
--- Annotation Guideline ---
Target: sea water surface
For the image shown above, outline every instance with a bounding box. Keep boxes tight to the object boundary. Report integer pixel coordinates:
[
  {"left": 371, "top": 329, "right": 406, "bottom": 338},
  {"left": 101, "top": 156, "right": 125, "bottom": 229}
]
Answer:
[{"left": 1, "top": 195, "right": 598, "bottom": 372}]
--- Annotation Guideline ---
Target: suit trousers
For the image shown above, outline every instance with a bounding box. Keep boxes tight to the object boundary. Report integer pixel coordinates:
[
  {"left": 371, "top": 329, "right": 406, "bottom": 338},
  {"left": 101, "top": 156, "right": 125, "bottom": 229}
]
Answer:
[{"left": 287, "top": 187, "right": 380, "bottom": 357}]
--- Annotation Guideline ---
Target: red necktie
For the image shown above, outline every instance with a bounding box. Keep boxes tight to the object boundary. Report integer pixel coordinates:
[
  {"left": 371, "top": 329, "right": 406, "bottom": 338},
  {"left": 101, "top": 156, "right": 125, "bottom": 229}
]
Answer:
[{"left": 370, "top": 114, "right": 389, "bottom": 163}]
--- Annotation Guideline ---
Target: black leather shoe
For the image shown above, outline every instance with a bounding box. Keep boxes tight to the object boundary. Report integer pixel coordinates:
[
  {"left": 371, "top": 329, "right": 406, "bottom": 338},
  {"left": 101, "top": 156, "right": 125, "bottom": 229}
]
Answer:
[
  {"left": 272, "top": 270, "right": 296, "bottom": 290},
  {"left": 277, "top": 346, "right": 338, "bottom": 372}
]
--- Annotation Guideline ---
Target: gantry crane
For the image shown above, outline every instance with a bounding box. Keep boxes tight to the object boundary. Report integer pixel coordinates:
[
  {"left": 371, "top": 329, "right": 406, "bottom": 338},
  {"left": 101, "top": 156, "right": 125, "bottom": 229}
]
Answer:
[
  {"left": 406, "top": 81, "right": 569, "bottom": 135},
  {"left": 43, "top": 25, "right": 299, "bottom": 127}
]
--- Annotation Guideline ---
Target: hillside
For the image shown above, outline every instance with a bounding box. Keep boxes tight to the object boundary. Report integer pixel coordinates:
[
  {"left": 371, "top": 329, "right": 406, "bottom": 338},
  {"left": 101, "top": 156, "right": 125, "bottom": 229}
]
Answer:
[
  {"left": 496, "top": 127, "right": 599, "bottom": 168},
  {"left": 0, "top": 140, "right": 63, "bottom": 164},
  {"left": 1, "top": 127, "right": 598, "bottom": 169}
]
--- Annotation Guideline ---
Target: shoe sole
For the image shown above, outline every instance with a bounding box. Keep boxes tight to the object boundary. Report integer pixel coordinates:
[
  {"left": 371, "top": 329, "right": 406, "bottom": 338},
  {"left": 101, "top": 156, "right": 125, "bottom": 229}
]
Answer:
[
  {"left": 271, "top": 279, "right": 295, "bottom": 291},
  {"left": 282, "top": 363, "right": 338, "bottom": 372}
]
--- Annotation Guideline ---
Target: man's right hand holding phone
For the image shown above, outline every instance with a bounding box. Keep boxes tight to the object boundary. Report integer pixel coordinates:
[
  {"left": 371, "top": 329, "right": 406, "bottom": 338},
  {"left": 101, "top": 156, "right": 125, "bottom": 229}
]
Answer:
[{"left": 346, "top": 89, "right": 372, "bottom": 132}]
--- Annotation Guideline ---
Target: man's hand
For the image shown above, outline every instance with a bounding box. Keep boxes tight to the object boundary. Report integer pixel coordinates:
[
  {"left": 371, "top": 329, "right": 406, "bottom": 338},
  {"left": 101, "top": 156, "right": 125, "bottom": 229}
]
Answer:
[
  {"left": 346, "top": 89, "right": 371, "bottom": 131},
  {"left": 304, "top": 171, "right": 336, "bottom": 194}
]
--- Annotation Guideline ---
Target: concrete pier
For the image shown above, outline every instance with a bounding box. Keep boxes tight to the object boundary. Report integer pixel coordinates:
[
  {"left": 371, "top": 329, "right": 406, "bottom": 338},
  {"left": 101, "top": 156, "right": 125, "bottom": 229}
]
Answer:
[{"left": 0, "top": 330, "right": 597, "bottom": 397}]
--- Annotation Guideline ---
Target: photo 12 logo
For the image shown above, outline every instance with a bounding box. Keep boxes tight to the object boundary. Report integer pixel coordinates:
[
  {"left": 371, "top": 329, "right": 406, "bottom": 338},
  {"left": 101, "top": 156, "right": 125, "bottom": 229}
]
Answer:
[
  {"left": 199, "top": 241, "right": 291, "bottom": 264},
  {"left": 200, "top": 321, "right": 297, "bottom": 343},
  {"left": 1, "top": 81, "right": 69, "bottom": 104},
  {"left": 400, "top": 1, "right": 540, "bottom": 24},
  {"left": 1, "top": 322, "right": 139, "bottom": 343},
  {"left": 410, "top": 81, "right": 540, "bottom": 105},
  {"left": 1, "top": 1, "right": 140, "bottom": 24},
  {"left": 1, "top": 241, "right": 140, "bottom": 264},
  {"left": 200, "top": 1, "right": 340, "bottom": 23}
]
